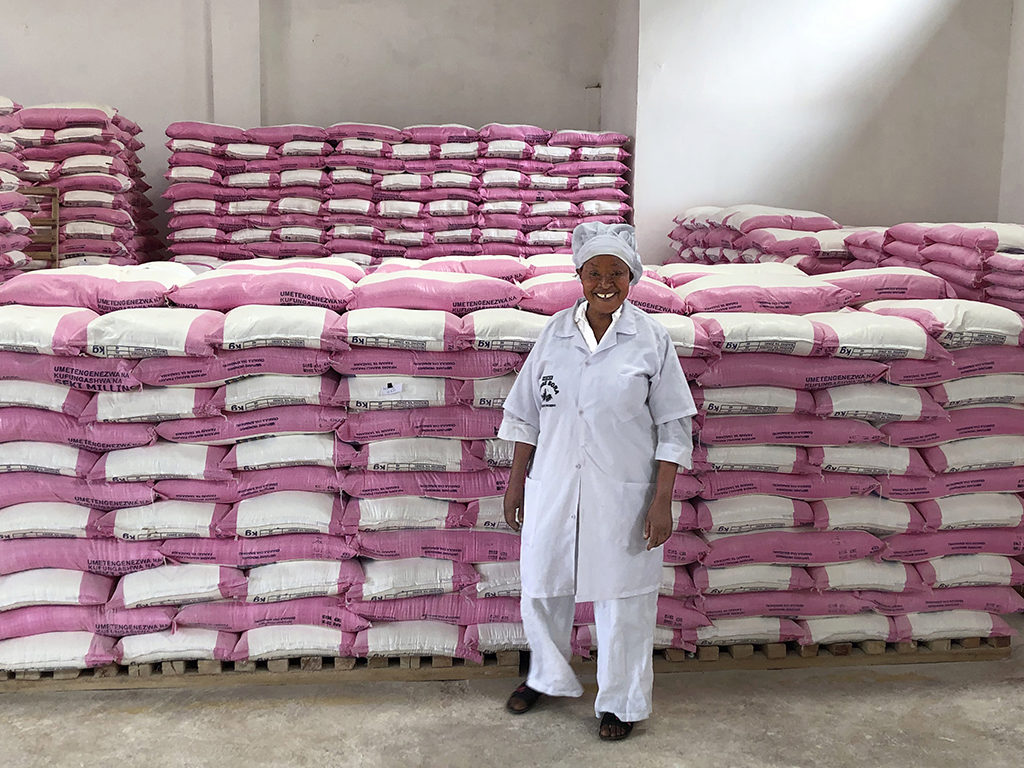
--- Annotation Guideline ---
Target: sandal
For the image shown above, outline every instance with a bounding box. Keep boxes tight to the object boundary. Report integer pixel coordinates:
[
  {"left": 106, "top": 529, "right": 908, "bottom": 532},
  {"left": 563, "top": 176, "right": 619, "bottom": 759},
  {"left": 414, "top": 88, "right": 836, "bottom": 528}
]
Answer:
[
  {"left": 506, "top": 682, "right": 542, "bottom": 714},
  {"left": 599, "top": 712, "right": 634, "bottom": 741}
]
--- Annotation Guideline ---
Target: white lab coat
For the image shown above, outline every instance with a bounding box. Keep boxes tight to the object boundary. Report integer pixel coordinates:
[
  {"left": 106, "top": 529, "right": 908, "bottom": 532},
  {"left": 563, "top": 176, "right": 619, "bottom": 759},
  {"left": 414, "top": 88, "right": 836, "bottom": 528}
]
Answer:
[{"left": 498, "top": 299, "right": 697, "bottom": 602}]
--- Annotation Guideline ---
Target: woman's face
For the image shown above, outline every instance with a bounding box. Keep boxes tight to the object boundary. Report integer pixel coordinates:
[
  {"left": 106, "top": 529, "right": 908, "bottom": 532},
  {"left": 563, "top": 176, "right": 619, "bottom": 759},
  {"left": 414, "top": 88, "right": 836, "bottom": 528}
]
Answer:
[{"left": 578, "top": 254, "right": 631, "bottom": 314}]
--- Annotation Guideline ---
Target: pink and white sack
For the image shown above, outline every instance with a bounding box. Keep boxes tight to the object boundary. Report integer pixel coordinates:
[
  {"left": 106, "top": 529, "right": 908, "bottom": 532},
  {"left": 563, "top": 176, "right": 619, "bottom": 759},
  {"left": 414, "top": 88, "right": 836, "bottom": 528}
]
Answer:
[
  {"left": 0, "top": 537, "right": 163, "bottom": 576},
  {"left": 807, "top": 559, "right": 925, "bottom": 592},
  {"left": 860, "top": 586, "right": 1024, "bottom": 615},
  {"left": 457, "top": 374, "right": 517, "bottom": 409},
  {"left": 0, "top": 631, "right": 117, "bottom": 671},
  {"left": 920, "top": 436, "right": 1024, "bottom": 473},
  {"left": 812, "top": 382, "right": 945, "bottom": 423},
  {"left": 470, "top": 562, "right": 521, "bottom": 598},
  {"left": 115, "top": 627, "right": 238, "bottom": 664},
  {"left": 915, "top": 554, "right": 1024, "bottom": 588},
  {"left": 339, "top": 307, "right": 470, "bottom": 352},
  {"left": 926, "top": 374, "right": 1024, "bottom": 408},
  {"left": 107, "top": 564, "right": 247, "bottom": 609},
  {"left": 708, "top": 205, "right": 839, "bottom": 234},
  {"left": 696, "top": 617, "right": 804, "bottom": 646},
  {"left": 0, "top": 501, "right": 104, "bottom": 539},
  {"left": 340, "top": 496, "right": 467, "bottom": 533},
  {"left": 86, "top": 308, "right": 224, "bottom": 358},
  {"left": 692, "top": 444, "right": 815, "bottom": 474},
  {"left": 245, "top": 559, "right": 363, "bottom": 603},
  {"left": 820, "top": 268, "right": 953, "bottom": 304},
  {"left": 0, "top": 441, "right": 97, "bottom": 477},
  {"left": 332, "top": 348, "right": 522, "bottom": 380},
  {"left": 215, "top": 373, "right": 340, "bottom": 412},
  {"left": 220, "top": 434, "right": 354, "bottom": 471},
  {"left": 698, "top": 412, "right": 883, "bottom": 446},
  {"left": 0, "top": 473, "right": 157, "bottom": 513},
  {"left": 693, "top": 386, "right": 815, "bottom": 415},
  {"left": 0, "top": 305, "right": 97, "bottom": 355},
  {"left": 882, "top": 527, "right": 1024, "bottom": 562},
  {"left": 893, "top": 610, "right": 1014, "bottom": 642},
  {"left": 694, "top": 495, "right": 814, "bottom": 534},
  {"left": 701, "top": 590, "right": 870, "bottom": 619},
  {"left": 233, "top": 625, "right": 355, "bottom": 660},
  {"left": 863, "top": 299, "right": 1024, "bottom": 349},
  {"left": 691, "top": 563, "right": 814, "bottom": 594},
  {"left": 221, "top": 305, "right": 348, "bottom": 352},
  {"left": 89, "top": 443, "right": 230, "bottom": 483},
  {"left": 352, "top": 620, "right": 481, "bottom": 662},
  {"left": 350, "top": 437, "right": 487, "bottom": 473},
  {"left": 697, "top": 354, "right": 886, "bottom": 390},
  {"left": 877, "top": 467, "right": 1024, "bottom": 500},
  {"left": 463, "top": 623, "right": 529, "bottom": 654},
  {"left": 0, "top": 379, "right": 91, "bottom": 416},
  {"left": 0, "top": 569, "right": 114, "bottom": 612},
  {"left": 915, "top": 493, "right": 1024, "bottom": 530},
  {"left": 807, "top": 444, "right": 930, "bottom": 476},
  {"left": 464, "top": 308, "right": 549, "bottom": 353},
  {"left": 806, "top": 310, "right": 949, "bottom": 361},
  {"left": 215, "top": 491, "right": 346, "bottom": 537},
  {"left": 797, "top": 615, "right": 904, "bottom": 645},
  {"left": 349, "top": 557, "right": 478, "bottom": 601},
  {"left": 81, "top": 388, "right": 221, "bottom": 423},
  {"left": 335, "top": 375, "right": 462, "bottom": 410},
  {"left": 811, "top": 496, "right": 926, "bottom": 535},
  {"left": 694, "top": 312, "right": 827, "bottom": 357},
  {"left": 92, "top": 500, "right": 225, "bottom": 540}
]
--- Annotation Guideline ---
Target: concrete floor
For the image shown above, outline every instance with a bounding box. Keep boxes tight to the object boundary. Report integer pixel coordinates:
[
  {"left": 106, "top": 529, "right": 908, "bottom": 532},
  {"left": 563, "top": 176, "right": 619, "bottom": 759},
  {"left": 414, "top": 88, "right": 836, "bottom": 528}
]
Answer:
[{"left": 3, "top": 615, "right": 1023, "bottom": 768}]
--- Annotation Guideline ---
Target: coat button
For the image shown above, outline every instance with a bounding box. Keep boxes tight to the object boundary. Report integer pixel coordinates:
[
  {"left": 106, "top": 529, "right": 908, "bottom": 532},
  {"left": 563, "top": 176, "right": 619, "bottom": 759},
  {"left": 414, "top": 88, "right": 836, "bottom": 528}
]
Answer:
[{"left": 575, "top": 463, "right": 581, "bottom": 469}]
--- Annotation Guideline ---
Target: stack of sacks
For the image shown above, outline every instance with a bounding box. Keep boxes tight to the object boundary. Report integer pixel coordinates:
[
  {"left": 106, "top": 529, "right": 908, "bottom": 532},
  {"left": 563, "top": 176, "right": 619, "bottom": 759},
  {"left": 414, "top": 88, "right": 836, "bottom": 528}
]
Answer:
[
  {"left": 333, "top": 262, "right": 530, "bottom": 663},
  {"left": 0, "top": 101, "right": 159, "bottom": 270},
  {"left": 654, "top": 272, "right": 1021, "bottom": 648},
  {"left": 0, "top": 124, "right": 36, "bottom": 283},
  {"left": 164, "top": 122, "right": 631, "bottom": 270}
]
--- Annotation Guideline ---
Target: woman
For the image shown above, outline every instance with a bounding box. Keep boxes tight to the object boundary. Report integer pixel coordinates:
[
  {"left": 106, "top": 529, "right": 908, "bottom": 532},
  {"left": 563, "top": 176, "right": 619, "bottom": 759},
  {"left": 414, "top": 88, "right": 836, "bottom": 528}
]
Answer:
[{"left": 498, "top": 222, "right": 696, "bottom": 741}]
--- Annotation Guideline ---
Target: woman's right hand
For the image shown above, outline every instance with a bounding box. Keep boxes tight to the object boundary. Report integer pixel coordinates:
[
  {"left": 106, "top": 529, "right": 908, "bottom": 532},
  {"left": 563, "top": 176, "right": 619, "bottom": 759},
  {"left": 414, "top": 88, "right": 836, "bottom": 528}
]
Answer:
[{"left": 503, "top": 482, "right": 525, "bottom": 532}]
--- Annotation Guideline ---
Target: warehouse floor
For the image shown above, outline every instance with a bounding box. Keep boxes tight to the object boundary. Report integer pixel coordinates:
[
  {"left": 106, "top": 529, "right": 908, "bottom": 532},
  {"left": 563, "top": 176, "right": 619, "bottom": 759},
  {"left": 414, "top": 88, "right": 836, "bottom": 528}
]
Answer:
[{"left": 2, "top": 613, "right": 1022, "bottom": 768}]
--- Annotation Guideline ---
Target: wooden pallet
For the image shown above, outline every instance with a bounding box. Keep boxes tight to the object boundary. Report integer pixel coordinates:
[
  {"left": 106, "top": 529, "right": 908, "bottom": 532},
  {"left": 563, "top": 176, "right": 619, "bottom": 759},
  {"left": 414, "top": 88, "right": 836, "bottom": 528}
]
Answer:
[
  {"left": 22, "top": 185, "right": 60, "bottom": 266},
  {"left": 0, "top": 651, "right": 522, "bottom": 693}
]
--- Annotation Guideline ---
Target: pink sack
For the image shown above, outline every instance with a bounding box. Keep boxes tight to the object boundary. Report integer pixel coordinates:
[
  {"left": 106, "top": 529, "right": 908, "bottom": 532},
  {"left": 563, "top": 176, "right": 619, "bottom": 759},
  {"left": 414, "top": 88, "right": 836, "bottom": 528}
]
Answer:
[
  {"left": 700, "top": 471, "right": 878, "bottom": 500},
  {"left": 0, "top": 472, "right": 155, "bottom": 511},
  {"left": 479, "top": 124, "right": 552, "bottom": 143},
  {"left": 0, "top": 538, "right": 163, "bottom": 576},
  {"left": 107, "top": 565, "right": 248, "bottom": 609},
  {"left": 175, "top": 596, "right": 368, "bottom": 633},
  {"left": 232, "top": 466, "right": 342, "bottom": 498},
  {"left": 134, "top": 348, "right": 332, "bottom": 387},
  {"left": 672, "top": 473, "right": 704, "bottom": 500},
  {"left": 351, "top": 622, "right": 480, "bottom": 662},
  {"left": 245, "top": 125, "right": 328, "bottom": 145},
  {"left": 878, "top": 468, "right": 1024, "bottom": 500},
  {"left": 655, "top": 596, "right": 711, "bottom": 629},
  {"left": 355, "top": 530, "right": 520, "bottom": 563},
  {"left": 349, "top": 270, "right": 524, "bottom": 315},
  {"left": 156, "top": 405, "right": 346, "bottom": 445},
  {"left": 518, "top": 274, "right": 582, "bottom": 315},
  {"left": 660, "top": 566, "right": 701, "bottom": 597},
  {"left": 677, "top": 274, "right": 853, "bottom": 314},
  {"left": 341, "top": 469, "right": 509, "bottom": 501},
  {"left": 821, "top": 268, "right": 953, "bottom": 303},
  {"left": 548, "top": 130, "right": 629, "bottom": 147},
  {"left": 698, "top": 413, "right": 883, "bottom": 446},
  {"left": 346, "top": 593, "right": 468, "bottom": 625},
  {"left": 160, "top": 534, "right": 355, "bottom": 567},
  {"left": 864, "top": 300, "right": 1024, "bottom": 348},
  {"left": 919, "top": 242, "right": 987, "bottom": 270},
  {"left": 332, "top": 348, "right": 522, "bottom": 379},
  {"left": 338, "top": 406, "right": 502, "bottom": 442},
  {"left": 0, "top": 351, "right": 140, "bottom": 392},
  {"left": 697, "top": 354, "right": 886, "bottom": 390},
  {"left": 662, "top": 532, "right": 711, "bottom": 564},
  {"left": 695, "top": 498, "right": 814, "bottom": 531},
  {"left": 0, "top": 305, "right": 97, "bottom": 356},
  {"left": 88, "top": 444, "right": 231, "bottom": 483},
  {"left": 0, "top": 408, "right": 156, "bottom": 452},
  {"left": 882, "top": 406, "right": 1024, "bottom": 447},
  {"left": 18, "top": 107, "right": 112, "bottom": 130},
  {"left": 881, "top": 527, "right": 1024, "bottom": 562},
  {"left": 691, "top": 564, "right": 814, "bottom": 593},
  {"left": 0, "top": 605, "right": 175, "bottom": 641},
  {"left": 327, "top": 123, "right": 407, "bottom": 143},
  {"left": 166, "top": 121, "right": 248, "bottom": 144},
  {"left": 916, "top": 556, "right": 1024, "bottom": 587},
  {"left": 701, "top": 590, "right": 871, "bottom": 619},
  {"left": 86, "top": 308, "right": 225, "bottom": 358},
  {"left": 169, "top": 268, "right": 355, "bottom": 312},
  {"left": 404, "top": 125, "right": 479, "bottom": 143},
  {"left": 859, "top": 586, "right": 1024, "bottom": 615},
  {"left": 702, "top": 529, "right": 885, "bottom": 567}
]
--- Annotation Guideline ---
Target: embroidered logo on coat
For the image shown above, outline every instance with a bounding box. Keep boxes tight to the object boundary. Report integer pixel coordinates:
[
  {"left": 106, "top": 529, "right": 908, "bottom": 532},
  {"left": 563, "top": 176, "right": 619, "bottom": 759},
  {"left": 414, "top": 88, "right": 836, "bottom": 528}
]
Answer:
[{"left": 539, "top": 375, "right": 560, "bottom": 406}]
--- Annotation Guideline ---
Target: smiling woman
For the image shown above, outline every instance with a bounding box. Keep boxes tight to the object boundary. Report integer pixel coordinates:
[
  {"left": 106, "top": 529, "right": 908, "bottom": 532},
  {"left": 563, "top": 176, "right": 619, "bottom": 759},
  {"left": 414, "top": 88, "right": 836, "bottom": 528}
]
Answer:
[{"left": 497, "top": 222, "right": 697, "bottom": 741}]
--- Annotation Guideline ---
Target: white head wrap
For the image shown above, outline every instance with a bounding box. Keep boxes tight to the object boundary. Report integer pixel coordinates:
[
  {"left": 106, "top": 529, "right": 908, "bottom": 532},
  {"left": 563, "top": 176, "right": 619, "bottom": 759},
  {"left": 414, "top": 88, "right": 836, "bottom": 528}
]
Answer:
[{"left": 571, "top": 222, "right": 642, "bottom": 286}]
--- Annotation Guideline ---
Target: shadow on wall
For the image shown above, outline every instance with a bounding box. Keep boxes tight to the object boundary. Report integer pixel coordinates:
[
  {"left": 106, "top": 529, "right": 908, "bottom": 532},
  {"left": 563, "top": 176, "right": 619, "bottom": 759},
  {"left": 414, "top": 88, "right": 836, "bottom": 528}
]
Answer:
[{"left": 635, "top": 0, "right": 1014, "bottom": 263}]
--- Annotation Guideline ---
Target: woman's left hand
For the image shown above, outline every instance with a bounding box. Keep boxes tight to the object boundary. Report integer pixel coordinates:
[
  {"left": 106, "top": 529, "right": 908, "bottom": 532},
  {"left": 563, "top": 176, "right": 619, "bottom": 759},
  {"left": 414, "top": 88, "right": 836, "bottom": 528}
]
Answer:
[{"left": 643, "top": 496, "right": 673, "bottom": 551}]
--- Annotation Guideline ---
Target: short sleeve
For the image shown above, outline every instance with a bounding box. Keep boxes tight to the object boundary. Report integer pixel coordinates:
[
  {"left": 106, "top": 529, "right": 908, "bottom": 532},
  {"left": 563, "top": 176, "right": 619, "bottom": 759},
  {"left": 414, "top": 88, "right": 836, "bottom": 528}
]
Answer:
[
  {"left": 655, "top": 416, "right": 693, "bottom": 468},
  {"left": 648, "top": 329, "right": 698, "bottom": 425},
  {"left": 498, "top": 336, "right": 544, "bottom": 443}
]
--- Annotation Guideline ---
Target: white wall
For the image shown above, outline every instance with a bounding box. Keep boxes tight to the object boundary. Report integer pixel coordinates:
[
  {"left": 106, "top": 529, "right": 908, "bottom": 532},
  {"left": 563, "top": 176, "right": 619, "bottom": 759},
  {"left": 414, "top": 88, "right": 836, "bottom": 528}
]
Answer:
[
  {"left": 599, "top": 0, "right": 639, "bottom": 137},
  {"left": 259, "top": 0, "right": 614, "bottom": 130},
  {"left": 633, "top": 0, "right": 1015, "bottom": 262},
  {"left": 1000, "top": 0, "right": 1024, "bottom": 221}
]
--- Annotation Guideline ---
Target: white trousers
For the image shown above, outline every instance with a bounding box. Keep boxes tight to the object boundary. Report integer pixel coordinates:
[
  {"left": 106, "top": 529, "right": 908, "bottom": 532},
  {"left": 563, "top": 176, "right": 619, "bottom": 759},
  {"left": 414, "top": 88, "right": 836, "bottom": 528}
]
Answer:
[{"left": 520, "top": 591, "right": 658, "bottom": 722}]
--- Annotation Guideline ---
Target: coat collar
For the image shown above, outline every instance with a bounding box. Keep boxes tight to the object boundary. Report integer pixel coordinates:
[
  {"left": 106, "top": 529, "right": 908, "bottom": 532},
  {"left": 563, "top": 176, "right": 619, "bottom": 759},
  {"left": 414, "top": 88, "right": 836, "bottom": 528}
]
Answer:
[{"left": 553, "top": 299, "right": 640, "bottom": 349}]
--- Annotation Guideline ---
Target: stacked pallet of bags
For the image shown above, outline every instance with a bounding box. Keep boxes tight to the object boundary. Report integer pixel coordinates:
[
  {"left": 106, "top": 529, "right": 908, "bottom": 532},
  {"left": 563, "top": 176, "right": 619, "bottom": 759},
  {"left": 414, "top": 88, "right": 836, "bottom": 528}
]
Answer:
[
  {"left": 880, "top": 223, "right": 1024, "bottom": 312},
  {"left": 0, "top": 122, "right": 36, "bottom": 283},
  {"left": 655, "top": 268, "right": 1022, "bottom": 649},
  {"left": 164, "top": 121, "right": 631, "bottom": 273},
  {"left": 0, "top": 100, "right": 159, "bottom": 269}
]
